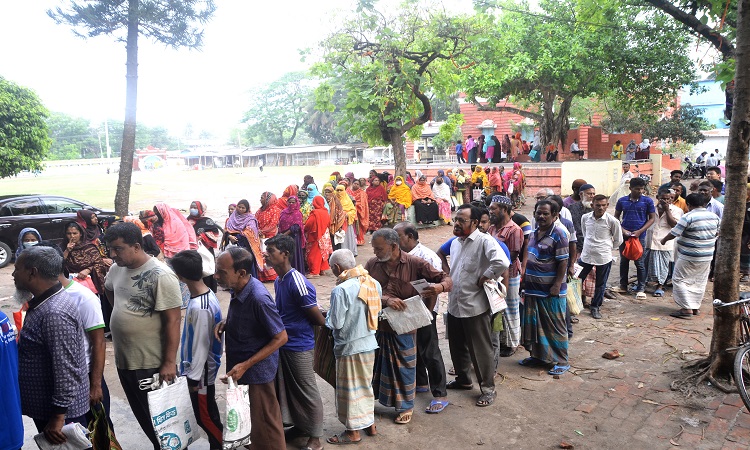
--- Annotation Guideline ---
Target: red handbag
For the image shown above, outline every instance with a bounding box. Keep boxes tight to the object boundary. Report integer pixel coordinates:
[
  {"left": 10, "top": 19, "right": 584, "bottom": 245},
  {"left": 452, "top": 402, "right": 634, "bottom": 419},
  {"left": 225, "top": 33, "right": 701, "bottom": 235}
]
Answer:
[{"left": 622, "top": 236, "right": 643, "bottom": 261}]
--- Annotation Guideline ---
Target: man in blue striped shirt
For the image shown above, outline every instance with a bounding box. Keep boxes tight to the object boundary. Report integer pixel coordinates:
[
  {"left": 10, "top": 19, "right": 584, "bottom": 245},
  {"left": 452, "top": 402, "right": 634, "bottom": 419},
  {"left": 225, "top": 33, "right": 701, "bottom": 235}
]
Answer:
[
  {"left": 171, "top": 250, "right": 224, "bottom": 449},
  {"left": 520, "top": 200, "right": 570, "bottom": 376},
  {"left": 661, "top": 193, "right": 719, "bottom": 319}
]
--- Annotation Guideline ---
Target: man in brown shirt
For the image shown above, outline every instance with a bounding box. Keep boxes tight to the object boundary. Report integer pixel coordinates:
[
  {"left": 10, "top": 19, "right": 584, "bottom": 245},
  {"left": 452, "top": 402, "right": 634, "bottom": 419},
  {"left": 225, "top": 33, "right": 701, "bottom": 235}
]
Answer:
[{"left": 365, "top": 228, "right": 452, "bottom": 425}]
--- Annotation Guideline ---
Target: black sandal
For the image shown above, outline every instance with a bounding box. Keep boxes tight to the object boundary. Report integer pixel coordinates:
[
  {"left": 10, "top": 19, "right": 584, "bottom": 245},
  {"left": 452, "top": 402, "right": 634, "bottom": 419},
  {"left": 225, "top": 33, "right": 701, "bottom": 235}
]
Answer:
[
  {"left": 446, "top": 380, "right": 473, "bottom": 390},
  {"left": 476, "top": 391, "right": 496, "bottom": 407}
]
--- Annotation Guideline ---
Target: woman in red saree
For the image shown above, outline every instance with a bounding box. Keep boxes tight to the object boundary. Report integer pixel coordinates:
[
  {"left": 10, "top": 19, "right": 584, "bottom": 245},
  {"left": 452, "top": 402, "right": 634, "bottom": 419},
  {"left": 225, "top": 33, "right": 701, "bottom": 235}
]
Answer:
[
  {"left": 223, "top": 199, "right": 277, "bottom": 282},
  {"left": 366, "top": 177, "right": 387, "bottom": 232},
  {"left": 304, "top": 196, "right": 332, "bottom": 277},
  {"left": 256, "top": 192, "right": 281, "bottom": 239},
  {"left": 350, "top": 179, "right": 369, "bottom": 245}
]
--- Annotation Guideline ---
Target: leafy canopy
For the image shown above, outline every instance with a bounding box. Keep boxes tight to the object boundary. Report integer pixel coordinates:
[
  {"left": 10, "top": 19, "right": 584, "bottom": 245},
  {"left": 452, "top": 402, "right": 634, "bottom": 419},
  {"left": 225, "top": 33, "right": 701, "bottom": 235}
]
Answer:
[
  {"left": 0, "top": 77, "right": 51, "bottom": 177},
  {"left": 464, "top": 0, "right": 695, "bottom": 147},
  {"left": 313, "top": 0, "right": 477, "bottom": 147},
  {"left": 243, "top": 72, "right": 312, "bottom": 147}
]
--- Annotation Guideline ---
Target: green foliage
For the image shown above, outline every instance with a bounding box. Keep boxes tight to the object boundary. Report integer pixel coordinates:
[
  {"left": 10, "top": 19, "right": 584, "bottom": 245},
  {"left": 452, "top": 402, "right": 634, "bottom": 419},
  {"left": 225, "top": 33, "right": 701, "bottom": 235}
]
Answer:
[
  {"left": 642, "top": 105, "right": 710, "bottom": 145},
  {"left": 46, "top": 112, "right": 100, "bottom": 160},
  {"left": 313, "top": 0, "right": 477, "bottom": 175},
  {"left": 432, "top": 114, "right": 465, "bottom": 150},
  {"left": 305, "top": 77, "right": 355, "bottom": 144},
  {"left": 48, "top": 0, "right": 216, "bottom": 48},
  {"left": 666, "top": 140, "right": 694, "bottom": 161},
  {"left": 0, "top": 77, "right": 51, "bottom": 177},
  {"left": 243, "top": 72, "right": 312, "bottom": 146},
  {"left": 464, "top": 0, "right": 695, "bottom": 149}
]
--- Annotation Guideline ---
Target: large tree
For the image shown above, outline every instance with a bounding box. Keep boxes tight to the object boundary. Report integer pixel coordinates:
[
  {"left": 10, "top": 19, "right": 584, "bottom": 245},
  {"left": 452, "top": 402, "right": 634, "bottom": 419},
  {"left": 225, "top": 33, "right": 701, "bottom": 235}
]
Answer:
[
  {"left": 314, "top": 0, "right": 476, "bottom": 177},
  {"left": 49, "top": 0, "right": 216, "bottom": 215},
  {"left": 465, "top": 0, "right": 695, "bottom": 151},
  {"left": 643, "top": 0, "right": 750, "bottom": 390},
  {"left": 46, "top": 112, "right": 100, "bottom": 160},
  {"left": 243, "top": 72, "right": 312, "bottom": 146},
  {"left": 0, "top": 77, "right": 51, "bottom": 176}
]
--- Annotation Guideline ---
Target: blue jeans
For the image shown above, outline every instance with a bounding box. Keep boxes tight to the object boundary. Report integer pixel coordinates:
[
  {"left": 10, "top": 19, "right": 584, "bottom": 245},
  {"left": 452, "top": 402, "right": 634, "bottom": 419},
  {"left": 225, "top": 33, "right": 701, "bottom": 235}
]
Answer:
[
  {"left": 577, "top": 261, "right": 612, "bottom": 308},
  {"left": 619, "top": 234, "right": 646, "bottom": 290}
]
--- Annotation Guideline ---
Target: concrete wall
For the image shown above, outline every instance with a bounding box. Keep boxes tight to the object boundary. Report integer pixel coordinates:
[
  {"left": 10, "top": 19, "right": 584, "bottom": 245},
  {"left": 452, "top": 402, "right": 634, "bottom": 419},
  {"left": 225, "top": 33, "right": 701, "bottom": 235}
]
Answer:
[{"left": 560, "top": 160, "right": 623, "bottom": 196}]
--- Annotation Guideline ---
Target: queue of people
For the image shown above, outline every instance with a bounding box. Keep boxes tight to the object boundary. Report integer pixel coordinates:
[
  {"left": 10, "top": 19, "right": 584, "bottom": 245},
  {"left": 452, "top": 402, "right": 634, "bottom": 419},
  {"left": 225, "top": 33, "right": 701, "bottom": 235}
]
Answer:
[{"left": 2, "top": 163, "right": 727, "bottom": 450}]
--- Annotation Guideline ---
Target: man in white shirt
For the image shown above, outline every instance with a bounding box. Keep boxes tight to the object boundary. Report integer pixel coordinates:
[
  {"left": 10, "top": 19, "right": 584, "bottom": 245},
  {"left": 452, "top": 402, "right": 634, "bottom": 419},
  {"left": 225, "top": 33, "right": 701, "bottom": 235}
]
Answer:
[
  {"left": 446, "top": 205, "right": 509, "bottom": 407},
  {"left": 577, "top": 195, "right": 623, "bottom": 319},
  {"left": 393, "top": 222, "right": 449, "bottom": 413}
]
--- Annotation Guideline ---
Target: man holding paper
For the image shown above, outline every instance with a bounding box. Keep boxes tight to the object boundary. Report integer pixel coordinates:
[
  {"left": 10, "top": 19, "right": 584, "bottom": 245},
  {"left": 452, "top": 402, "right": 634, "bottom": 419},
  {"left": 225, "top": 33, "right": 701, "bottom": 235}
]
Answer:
[
  {"left": 446, "top": 204, "right": 510, "bottom": 408},
  {"left": 393, "top": 222, "right": 451, "bottom": 414},
  {"left": 365, "top": 228, "right": 452, "bottom": 424}
]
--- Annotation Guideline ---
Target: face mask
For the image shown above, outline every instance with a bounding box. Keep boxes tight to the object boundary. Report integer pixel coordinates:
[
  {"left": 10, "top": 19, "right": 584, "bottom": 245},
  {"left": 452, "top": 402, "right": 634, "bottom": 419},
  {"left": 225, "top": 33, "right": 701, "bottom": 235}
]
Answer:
[
  {"left": 396, "top": 181, "right": 402, "bottom": 186},
  {"left": 189, "top": 208, "right": 199, "bottom": 216},
  {"left": 23, "top": 241, "right": 38, "bottom": 249}
]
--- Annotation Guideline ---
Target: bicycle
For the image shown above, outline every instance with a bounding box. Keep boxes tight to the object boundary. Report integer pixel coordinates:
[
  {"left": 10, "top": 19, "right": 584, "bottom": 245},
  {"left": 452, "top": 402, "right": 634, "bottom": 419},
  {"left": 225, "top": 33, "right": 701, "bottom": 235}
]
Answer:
[{"left": 713, "top": 295, "right": 750, "bottom": 410}]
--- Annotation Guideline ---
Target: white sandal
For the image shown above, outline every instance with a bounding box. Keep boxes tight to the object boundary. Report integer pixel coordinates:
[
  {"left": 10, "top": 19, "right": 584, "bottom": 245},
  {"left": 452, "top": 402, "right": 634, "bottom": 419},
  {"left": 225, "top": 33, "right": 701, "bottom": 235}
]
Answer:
[{"left": 635, "top": 291, "right": 647, "bottom": 300}]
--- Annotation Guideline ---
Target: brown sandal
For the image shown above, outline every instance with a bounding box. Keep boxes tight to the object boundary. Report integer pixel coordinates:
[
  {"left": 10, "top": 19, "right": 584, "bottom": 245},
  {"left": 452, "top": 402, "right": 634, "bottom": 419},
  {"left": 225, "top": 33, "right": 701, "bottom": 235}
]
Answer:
[{"left": 394, "top": 410, "right": 413, "bottom": 424}]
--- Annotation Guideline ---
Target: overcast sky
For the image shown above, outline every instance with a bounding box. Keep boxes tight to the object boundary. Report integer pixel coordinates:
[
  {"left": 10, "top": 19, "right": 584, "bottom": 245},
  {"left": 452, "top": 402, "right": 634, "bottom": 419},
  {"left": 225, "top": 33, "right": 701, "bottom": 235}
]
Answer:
[{"left": 0, "top": 0, "right": 361, "bottom": 139}]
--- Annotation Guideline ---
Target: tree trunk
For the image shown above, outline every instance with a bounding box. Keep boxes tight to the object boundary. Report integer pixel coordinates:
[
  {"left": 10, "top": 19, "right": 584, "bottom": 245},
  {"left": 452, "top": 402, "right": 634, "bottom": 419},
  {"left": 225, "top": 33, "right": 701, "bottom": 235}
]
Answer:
[
  {"left": 710, "top": 0, "right": 750, "bottom": 379},
  {"left": 555, "top": 97, "right": 573, "bottom": 154},
  {"left": 389, "top": 129, "right": 406, "bottom": 180},
  {"left": 538, "top": 93, "right": 556, "bottom": 150},
  {"left": 114, "top": 0, "right": 139, "bottom": 217}
]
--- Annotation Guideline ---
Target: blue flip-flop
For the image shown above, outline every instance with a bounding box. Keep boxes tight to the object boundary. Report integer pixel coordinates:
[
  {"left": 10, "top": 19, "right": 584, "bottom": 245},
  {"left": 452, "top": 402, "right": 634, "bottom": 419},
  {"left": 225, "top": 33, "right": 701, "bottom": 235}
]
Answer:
[
  {"left": 548, "top": 364, "right": 570, "bottom": 376},
  {"left": 653, "top": 288, "right": 664, "bottom": 297},
  {"left": 416, "top": 386, "right": 430, "bottom": 393},
  {"left": 425, "top": 399, "right": 449, "bottom": 414}
]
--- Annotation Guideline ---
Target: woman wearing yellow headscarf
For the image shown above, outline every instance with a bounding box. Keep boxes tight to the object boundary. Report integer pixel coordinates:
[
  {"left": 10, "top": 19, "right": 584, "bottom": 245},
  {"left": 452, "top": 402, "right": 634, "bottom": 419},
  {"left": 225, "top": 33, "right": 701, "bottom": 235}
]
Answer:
[
  {"left": 470, "top": 165, "right": 488, "bottom": 188},
  {"left": 384, "top": 175, "right": 412, "bottom": 227},
  {"left": 336, "top": 183, "right": 359, "bottom": 255}
]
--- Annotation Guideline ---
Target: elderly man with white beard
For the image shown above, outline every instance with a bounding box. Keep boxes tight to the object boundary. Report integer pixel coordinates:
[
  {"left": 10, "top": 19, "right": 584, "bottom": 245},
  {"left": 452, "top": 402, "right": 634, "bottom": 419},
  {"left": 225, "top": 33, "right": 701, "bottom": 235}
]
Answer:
[
  {"left": 568, "top": 183, "right": 596, "bottom": 307},
  {"left": 13, "top": 246, "right": 89, "bottom": 445}
]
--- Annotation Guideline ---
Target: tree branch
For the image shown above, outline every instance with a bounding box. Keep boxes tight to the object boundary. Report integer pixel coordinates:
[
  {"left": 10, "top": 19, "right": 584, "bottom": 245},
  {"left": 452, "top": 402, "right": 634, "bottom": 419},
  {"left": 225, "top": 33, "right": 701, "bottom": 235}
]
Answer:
[
  {"left": 642, "top": 0, "right": 735, "bottom": 58},
  {"left": 400, "top": 86, "right": 431, "bottom": 133},
  {"left": 474, "top": 99, "right": 543, "bottom": 122}
]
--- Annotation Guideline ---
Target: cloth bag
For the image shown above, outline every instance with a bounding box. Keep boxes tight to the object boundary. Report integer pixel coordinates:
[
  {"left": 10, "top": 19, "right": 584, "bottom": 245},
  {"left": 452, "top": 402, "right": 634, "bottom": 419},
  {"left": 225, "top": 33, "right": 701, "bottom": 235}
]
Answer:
[
  {"left": 88, "top": 403, "right": 122, "bottom": 450},
  {"left": 566, "top": 277, "right": 583, "bottom": 315},
  {"left": 147, "top": 376, "right": 200, "bottom": 450},
  {"left": 529, "top": 149, "right": 538, "bottom": 159},
  {"left": 484, "top": 279, "right": 507, "bottom": 314},
  {"left": 313, "top": 325, "right": 337, "bottom": 387},
  {"left": 622, "top": 236, "right": 643, "bottom": 261},
  {"left": 197, "top": 242, "right": 215, "bottom": 277},
  {"left": 223, "top": 378, "right": 252, "bottom": 449}
]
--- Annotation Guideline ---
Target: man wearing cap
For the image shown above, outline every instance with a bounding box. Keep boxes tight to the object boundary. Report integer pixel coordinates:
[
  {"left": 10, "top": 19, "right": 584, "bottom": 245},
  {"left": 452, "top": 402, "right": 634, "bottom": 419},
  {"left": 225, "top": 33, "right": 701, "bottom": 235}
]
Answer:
[
  {"left": 487, "top": 196, "right": 524, "bottom": 358},
  {"left": 563, "top": 179, "right": 588, "bottom": 209},
  {"left": 568, "top": 184, "right": 596, "bottom": 307},
  {"left": 659, "top": 170, "right": 688, "bottom": 199}
]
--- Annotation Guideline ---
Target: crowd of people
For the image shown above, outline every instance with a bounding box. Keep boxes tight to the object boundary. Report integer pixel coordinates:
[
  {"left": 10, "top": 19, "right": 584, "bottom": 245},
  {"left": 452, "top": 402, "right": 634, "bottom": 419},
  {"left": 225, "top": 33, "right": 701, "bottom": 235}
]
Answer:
[{"left": 1, "top": 161, "right": 731, "bottom": 450}]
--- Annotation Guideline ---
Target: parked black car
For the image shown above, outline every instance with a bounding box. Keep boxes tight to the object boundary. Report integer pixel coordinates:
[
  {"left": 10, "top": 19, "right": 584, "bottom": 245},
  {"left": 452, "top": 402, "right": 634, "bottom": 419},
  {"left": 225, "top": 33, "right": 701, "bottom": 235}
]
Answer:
[{"left": 0, "top": 194, "right": 118, "bottom": 268}]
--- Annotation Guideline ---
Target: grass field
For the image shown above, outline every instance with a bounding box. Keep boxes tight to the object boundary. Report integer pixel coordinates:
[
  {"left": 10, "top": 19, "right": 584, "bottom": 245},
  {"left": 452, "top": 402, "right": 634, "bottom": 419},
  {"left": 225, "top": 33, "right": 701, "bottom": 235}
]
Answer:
[{"left": 0, "top": 164, "right": 375, "bottom": 222}]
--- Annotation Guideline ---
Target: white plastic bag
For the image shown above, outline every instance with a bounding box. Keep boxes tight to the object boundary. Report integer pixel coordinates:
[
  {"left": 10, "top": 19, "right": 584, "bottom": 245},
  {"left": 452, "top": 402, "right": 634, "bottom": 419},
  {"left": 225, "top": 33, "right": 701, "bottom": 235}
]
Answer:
[
  {"left": 147, "top": 376, "right": 200, "bottom": 450},
  {"left": 484, "top": 279, "right": 508, "bottom": 314},
  {"left": 197, "top": 242, "right": 215, "bottom": 277},
  {"left": 223, "top": 378, "right": 252, "bottom": 449},
  {"left": 34, "top": 423, "right": 90, "bottom": 450}
]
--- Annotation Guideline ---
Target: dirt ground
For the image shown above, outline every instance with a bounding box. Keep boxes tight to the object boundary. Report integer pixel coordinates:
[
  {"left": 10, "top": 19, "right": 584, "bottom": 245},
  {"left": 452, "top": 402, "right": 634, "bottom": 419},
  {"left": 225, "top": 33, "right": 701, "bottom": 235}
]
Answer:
[{"left": 1, "top": 202, "right": 745, "bottom": 449}]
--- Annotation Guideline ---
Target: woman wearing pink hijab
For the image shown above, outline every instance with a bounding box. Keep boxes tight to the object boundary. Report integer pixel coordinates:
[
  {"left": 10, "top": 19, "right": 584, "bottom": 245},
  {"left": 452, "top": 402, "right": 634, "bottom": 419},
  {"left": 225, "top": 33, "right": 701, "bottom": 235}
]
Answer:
[{"left": 153, "top": 202, "right": 198, "bottom": 258}]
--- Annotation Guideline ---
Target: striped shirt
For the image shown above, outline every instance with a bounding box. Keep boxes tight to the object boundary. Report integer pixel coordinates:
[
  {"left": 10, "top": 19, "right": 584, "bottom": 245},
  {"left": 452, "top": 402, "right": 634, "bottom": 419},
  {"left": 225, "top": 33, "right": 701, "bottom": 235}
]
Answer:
[
  {"left": 180, "top": 291, "right": 223, "bottom": 385},
  {"left": 274, "top": 268, "right": 318, "bottom": 352},
  {"left": 671, "top": 208, "right": 720, "bottom": 261},
  {"left": 526, "top": 224, "right": 569, "bottom": 298}
]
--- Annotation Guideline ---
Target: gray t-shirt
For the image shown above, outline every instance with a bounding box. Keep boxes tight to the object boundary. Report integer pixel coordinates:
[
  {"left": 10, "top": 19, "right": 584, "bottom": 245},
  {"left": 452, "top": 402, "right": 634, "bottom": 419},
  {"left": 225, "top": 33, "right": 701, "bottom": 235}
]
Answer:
[{"left": 105, "top": 257, "right": 182, "bottom": 370}]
